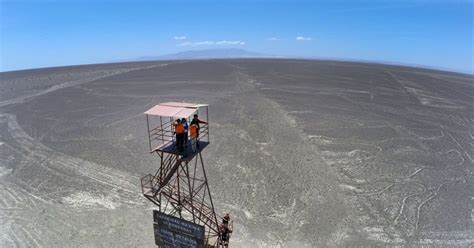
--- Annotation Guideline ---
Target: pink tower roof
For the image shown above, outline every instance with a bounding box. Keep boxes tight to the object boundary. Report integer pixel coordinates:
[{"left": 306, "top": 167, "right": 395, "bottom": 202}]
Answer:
[{"left": 144, "top": 102, "right": 206, "bottom": 118}]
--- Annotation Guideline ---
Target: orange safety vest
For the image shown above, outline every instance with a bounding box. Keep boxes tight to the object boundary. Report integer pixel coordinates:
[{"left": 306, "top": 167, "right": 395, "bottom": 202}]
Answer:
[
  {"left": 174, "top": 123, "right": 185, "bottom": 134},
  {"left": 189, "top": 124, "right": 198, "bottom": 138}
]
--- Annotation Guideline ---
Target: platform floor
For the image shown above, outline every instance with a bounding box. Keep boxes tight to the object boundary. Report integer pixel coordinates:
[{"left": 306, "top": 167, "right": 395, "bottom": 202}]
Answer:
[{"left": 153, "top": 140, "right": 209, "bottom": 160}]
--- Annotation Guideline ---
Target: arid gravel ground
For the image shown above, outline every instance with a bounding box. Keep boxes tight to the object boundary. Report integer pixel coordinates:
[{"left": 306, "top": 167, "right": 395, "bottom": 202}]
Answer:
[{"left": 0, "top": 59, "right": 473, "bottom": 247}]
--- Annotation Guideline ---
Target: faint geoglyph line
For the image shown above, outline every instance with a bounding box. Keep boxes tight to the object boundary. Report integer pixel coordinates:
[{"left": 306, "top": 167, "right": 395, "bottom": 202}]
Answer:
[
  {"left": 0, "top": 64, "right": 163, "bottom": 108},
  {"left": 1, "top": 113, "right": 140, "bottom": 195}
]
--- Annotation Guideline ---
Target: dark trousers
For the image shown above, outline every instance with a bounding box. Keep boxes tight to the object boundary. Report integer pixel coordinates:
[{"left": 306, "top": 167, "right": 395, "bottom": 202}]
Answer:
[
  {"left": 176, "top": 133, "right": 185, "bottom": 153},
  {"left": 183, "top": 132, "right": 188, "bottom": 147},
  {"left": 195, "top": 129, "right": 200, "bottom": 148}
]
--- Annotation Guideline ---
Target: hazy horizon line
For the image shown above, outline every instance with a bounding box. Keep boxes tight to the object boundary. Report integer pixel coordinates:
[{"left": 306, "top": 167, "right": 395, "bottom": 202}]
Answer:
[{"left": 1, "top": 54, "right": 472, "bottom": 76}]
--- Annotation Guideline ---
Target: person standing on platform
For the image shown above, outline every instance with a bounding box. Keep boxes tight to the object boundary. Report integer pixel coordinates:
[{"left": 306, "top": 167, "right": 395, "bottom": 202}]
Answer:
[
  {"left": 190, "top": 114, "right": 208, "bottom": 148},
  {"left": 173, "top": 119, "right": 185, "bottom": 154},
  {"left": 181, "top": 118, "right": 189, "bottom": 150},
  {"left": 189, "top": 123, "right": 198, "bottom": 152}
]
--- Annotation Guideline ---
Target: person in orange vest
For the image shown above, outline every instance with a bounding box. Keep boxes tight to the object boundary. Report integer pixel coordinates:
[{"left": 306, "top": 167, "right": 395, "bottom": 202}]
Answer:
[
  {"left": 190, "top": 114, "right": 208, "bottom": 148},
  {"left": 173, "top": 119, "right": 185, "bottom": 154},
  {"left": 181, "top": 118, "right": 189, "bottom": 149},
  {"left": 189, "top": 123, "right": 198, "bottom": 152}
]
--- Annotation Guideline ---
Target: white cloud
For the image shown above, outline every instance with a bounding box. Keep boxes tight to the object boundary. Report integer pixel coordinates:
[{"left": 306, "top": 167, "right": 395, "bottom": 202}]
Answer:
[
  {"left": 178, "top": 40, "right": 245, "bottom": 46},
  {"left": 177, "top": 41, "right": 214, "bottom": 46},
  {"left": 195, "top": 41, "right": 215, "bottom": 46},
  {"left": 216, "top": 40, "right": 246, "bottom": 45},
  {"left": 173, "top": 36, "right": 187, "bottom": 40},
  {"left": 267, "top": 37, "right": 279, "bottom": 41},
  {"left": 296, "top": 36, "right": 312, "bottom": 41}
]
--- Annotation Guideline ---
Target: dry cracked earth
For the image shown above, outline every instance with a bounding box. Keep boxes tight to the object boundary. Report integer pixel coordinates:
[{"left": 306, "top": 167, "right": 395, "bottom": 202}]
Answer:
[{"left": 0, "top": 59, "right": 473, "bottom": 247}]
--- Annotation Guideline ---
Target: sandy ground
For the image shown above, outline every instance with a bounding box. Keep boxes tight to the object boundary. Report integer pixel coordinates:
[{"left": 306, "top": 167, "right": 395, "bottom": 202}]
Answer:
[{"left": 0, "top": 59, "right": 473, "bottom": 247}]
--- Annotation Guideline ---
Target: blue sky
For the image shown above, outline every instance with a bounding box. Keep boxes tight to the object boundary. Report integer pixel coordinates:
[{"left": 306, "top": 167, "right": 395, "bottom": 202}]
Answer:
[{"left": 1, "top": 0, "right": 473, "bottom": 73}]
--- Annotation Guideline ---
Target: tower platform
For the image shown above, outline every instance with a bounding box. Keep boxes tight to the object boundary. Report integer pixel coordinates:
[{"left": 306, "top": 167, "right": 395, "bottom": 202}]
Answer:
[{"left": 151, "top": 140, "right": 210, "bottom": 162}]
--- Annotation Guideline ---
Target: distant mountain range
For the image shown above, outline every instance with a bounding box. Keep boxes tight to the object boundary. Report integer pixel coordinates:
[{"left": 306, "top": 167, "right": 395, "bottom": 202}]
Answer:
[{"left": 131, "top": 48, "right": 284, "bottom": 61}]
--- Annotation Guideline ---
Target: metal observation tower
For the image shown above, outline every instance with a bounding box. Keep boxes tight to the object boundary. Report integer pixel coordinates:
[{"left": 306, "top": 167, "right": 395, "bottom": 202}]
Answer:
[{"left": 140, "top": 102, "right": 232, "bottom": 247}]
